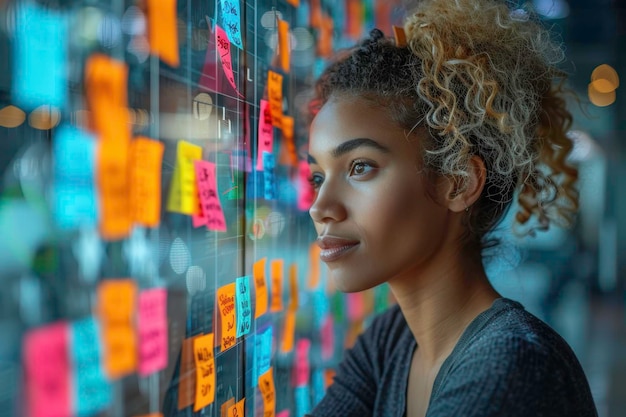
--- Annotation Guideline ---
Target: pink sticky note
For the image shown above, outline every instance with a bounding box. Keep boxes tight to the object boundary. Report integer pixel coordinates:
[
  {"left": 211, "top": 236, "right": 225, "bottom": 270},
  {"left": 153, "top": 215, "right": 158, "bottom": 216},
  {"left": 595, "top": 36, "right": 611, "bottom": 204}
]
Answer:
[
  {"left": 195, "top": 160, "right": 227, "bottom": 232},
  {"left": 256, "top": 100, "right": 273, "bottom": 171},
  {"left": 297, "top": 160, "right": 315, "bottom": 211},
  {"left": 347, "top": 292, "right": 364, "bottom": 322},
  {"left": 138, "top": 288, "right": 168, "bottom": 376},
  {"left": 294, "top": 339, "right": 311, "bottom": 387},
  {"left": 321, "top": 315, "right": 334, "bottom": 360},
  {"left": 215, "top": 24, "right": 243, "bottom": 98},
  {"left": 23, "top": 322, "right": 71, "bottom": 417},
  {"left": 277, "top": 411, "right": 290, "bottom": 417}
]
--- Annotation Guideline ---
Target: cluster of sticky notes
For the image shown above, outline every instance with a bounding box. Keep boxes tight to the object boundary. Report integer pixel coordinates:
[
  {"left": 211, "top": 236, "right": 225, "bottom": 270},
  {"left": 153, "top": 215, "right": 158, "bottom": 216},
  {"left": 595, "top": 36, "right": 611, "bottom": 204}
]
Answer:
[
  {"left": 13, "top": 1, "right": 68, "bottom": 110},
  {"left": 146, "top": 0, "right": 179, "bottom": 67},
  {"left": 138, "top": 288, "right": 168, "bottom": 376}
]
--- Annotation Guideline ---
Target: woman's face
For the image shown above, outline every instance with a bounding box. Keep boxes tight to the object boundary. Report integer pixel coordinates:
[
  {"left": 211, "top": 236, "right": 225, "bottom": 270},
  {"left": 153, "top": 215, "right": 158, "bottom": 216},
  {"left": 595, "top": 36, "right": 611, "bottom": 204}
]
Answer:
[{"left": 308, "top": 96, "right": 453, "bottom": 292}]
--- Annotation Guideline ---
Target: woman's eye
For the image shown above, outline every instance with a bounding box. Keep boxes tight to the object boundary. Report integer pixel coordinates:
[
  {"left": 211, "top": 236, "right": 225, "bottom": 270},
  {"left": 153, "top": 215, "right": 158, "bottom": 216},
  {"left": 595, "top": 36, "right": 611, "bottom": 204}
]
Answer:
[
  {"left": 349, "top": 161, "right": 374, "bottom": 177},
  {"left": 307, "top": 173, "right": 324, "bottom": 189}
]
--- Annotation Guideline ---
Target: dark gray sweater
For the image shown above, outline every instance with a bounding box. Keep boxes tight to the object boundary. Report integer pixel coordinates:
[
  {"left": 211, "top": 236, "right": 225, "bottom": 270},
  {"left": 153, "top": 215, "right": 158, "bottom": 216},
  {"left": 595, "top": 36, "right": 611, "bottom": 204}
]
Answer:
[{"left": 309, "top": 298, "right": 597, "bottom": 417}]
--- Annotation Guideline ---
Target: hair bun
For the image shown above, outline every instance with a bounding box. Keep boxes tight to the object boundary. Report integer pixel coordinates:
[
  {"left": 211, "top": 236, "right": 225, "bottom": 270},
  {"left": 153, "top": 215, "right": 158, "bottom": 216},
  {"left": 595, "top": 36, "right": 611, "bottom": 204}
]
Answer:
[{"left": 368, "top": 28, "right": 385, "bottom": 41}]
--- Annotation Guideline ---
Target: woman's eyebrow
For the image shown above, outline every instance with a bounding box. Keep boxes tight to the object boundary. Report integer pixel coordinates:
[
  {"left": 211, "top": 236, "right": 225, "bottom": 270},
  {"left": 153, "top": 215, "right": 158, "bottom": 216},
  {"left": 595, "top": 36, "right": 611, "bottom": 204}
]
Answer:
[{"left": 331, "top": 137, "right": 390, "bottom": 158}]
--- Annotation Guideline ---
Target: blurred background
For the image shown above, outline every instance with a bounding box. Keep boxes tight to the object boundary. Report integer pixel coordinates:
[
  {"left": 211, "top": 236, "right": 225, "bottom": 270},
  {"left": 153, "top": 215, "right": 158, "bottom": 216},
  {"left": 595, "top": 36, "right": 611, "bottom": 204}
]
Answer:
[{"left": 0, "top": 0, "right": 624, "bottom": 416}]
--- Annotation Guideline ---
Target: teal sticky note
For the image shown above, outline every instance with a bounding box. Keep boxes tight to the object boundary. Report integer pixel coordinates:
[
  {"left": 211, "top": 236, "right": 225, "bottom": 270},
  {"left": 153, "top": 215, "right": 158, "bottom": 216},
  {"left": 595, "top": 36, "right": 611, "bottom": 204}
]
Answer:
[
  {"left": 253, "top": 325, "right": 272, "bottom": 386},
  {"left": 312, "top": 368, "right": 326, "bottom": 406},
  {"left": 13, "top": 2, "right": 68, "bottom": 109},
  {"left": 311, "top": 289, "right": 329, "bottom": 329},
  {"left": 71, "top": 317, "right": 112, "bottom": 417},
  {"left": 53, "top": 125, "right": 98, "bottom": 230},
  {"left": 236, "top": 276, "right": 252, "bottom": 337},
  {"left": 219, "top": 0, "right": 243, "bottom": 49},
  {"left": 295, "top": 385, "right": 311, "bottom": 417},
  {"left": 262, "top": 152, "right": 276, "bottom": 200}
]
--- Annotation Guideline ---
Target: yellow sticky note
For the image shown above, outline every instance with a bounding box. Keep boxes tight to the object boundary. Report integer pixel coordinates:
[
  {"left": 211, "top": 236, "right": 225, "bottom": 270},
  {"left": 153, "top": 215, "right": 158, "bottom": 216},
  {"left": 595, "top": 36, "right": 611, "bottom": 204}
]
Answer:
[
  {"left": 254, "top": 258, "right": 268, "bottom": 318},
  {"left": 280, "top": 308, "right": 296, "bottom": 353},
  {"left": 288, "top": 263, "right": 298, "bottom": 310},
  {"left": 267, "top": 71, "right": 284, "bottom": 129},
  {"left": 217, "top": 283, "right": 237, "bottom": 352},
  {"left": 270, "top": 259, "right": 283, "bottom": 313},
  {"left": 130, "top": 137, "right": 164, "bottom": 227},
  {"left": 258, "top": 367, "right": 276, "bottom": 417},
  {"left": 167, "top": 140, "right": 203, "bottom": 215},
  {"left": 308, "top": 243, "right": 321, "bottom": 289},
  {"left": 146, "top": 0, "right": 179, "bottom": 67},
  {"left": 178, "top": 336, "right": 196, "bottom": 410},
  {"left": 97, "top": 279, "right": 137, "bottom": 379},
  {"left": 227, "top": 398, "right": 245, "bottom": 417},
  {"left": 277, "top": 19, "right": 290, "bottom": 73},
  {"left": 193, "top": 333, "right": 215, "bottom": 411}
]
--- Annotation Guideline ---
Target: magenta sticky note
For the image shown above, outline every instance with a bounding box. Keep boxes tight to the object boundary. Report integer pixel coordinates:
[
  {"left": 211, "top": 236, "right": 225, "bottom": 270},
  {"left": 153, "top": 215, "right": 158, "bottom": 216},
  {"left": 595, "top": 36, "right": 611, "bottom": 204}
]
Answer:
[
  {"left": 321, "top": 315, "right": 334, "bottom": 360},
  {"left": 215, "top": 24, "right": 243, "bottom": 97},
  {"left": 294, "top": 338, "right": 311, "bottom": 387},
  {"left": 23, "top": 321, "right": 71, "bottom": 417},
  {"left": 256, "top": 100, "right": 273, "bottom": 171},
  {"left": 138, "top": 288, "right": 168, "bottom": 376},
  {"left": 297, "top": 160, "right": 315, "bottom": 211},
  {"left": 276, "top": 411, "right": 290, "bottom": 417},
  {"left": 195, "top": 160, "right": 227, "bottom": 232}
]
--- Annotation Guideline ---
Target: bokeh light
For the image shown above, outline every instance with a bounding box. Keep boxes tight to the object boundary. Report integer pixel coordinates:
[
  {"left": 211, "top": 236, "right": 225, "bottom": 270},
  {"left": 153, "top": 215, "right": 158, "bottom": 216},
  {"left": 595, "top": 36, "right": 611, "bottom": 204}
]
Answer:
[
  {"left": 0, "top": 105, "right": 26, "bottom": 128},
  {"left": 28, "top": 105, "right": 61, "bottom": 130}
]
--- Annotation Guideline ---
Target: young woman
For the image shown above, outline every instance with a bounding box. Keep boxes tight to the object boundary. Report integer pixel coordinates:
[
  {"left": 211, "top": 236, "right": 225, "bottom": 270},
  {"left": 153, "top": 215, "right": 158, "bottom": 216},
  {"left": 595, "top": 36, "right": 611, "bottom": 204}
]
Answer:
[{"left": 304, "top": 0, "right": 598, "bottom": 416}]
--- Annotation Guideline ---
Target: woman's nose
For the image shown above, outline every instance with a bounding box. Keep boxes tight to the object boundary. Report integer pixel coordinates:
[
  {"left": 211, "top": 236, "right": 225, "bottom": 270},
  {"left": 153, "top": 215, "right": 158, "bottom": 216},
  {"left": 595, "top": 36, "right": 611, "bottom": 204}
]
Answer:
[{"left": 308, "top": 181, "right": 347, "bottom": 224}]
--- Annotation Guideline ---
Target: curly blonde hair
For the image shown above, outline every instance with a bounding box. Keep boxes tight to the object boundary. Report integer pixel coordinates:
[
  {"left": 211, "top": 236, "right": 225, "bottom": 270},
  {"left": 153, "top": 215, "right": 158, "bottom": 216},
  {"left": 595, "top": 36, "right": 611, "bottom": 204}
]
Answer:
[{"left": 309, "top": 0, "right": 578, "bottom": 249}]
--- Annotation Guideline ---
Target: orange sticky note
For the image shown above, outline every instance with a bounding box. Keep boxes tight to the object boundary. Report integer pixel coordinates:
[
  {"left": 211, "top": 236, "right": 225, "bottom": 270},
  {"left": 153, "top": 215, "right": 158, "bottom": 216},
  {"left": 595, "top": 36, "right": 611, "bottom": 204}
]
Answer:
[
  {"left": 146, "top": 0, "right": 179, "bottom": 67},
  {"left": 346, "top": 0, "right": 363, "bottom": 40},
  {"left": 193, "top": 333, "right": 216, "bottom": 411},
  {"left": 270, "top": 259, "right": 284, "bottom": 313},
  {"left": 167, "top": 140, "right": 203, "bottom": 215},
  {"left": 267, "top": 71, "right": 284, "bottom": 128},
  {"left": 98, "top": 142, "right": 132, "bottom": 240},
  {"left": 277, "top": 19, "right": 290, "bottom": 73},
  {"left": 220, "top": 398, "right": 235, "bottom": 417},
  {"left": 288, "top": 263, "right": 299, "bottom": 310},
  {"left": 286, "top": 0, "right": 299, "bottom": 6},
  {"left": 130, "top": 137, "right": 164, "bottom": 227},
  {"left": 308, "top": 243, "right": 321, "bottom": 289},
  {"left": 279, "top": 115, "right": 297, "bottom": 168},
  {"left": 217, "top": 283, "right": 237, "bottom": 352},
  {"left": 280, "top": 308, "right": 296, "bottom": 353},
  {"left": 97, "top": 279, "right": 137, "bottom": 379},
  {"left": 258, "top": 367, "right": 276, "bottom": 417},
  {"left": 178, "top": 336, "right": 197, "bottom": 410},
  {"left": 227, "top": 398, "right": 245, "bottom": 417},
  {"left": 393, "top": 25, "right": 407, "bottom": 47},
  {"left": 316, "top": 14, "right": 334, "bottom": 58},
  {"left": 254, "top": 258, "right": 268, "bottom": 318},
  {"left": 310, "top": 0, "right": 322, "bottom": 28}
]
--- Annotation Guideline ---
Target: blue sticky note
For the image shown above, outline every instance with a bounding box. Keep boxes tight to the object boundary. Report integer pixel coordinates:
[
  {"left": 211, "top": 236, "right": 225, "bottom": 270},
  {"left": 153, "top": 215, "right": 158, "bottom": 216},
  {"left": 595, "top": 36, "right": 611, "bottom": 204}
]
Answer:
[
  {"left": 13, "top": 2, "right": 68, "bottom": 109},
  {"left": 263, "top": 152, "right": 276, "bottom": 200},
  {"left": 312, "top": 368, "right": 326, "bottom": 406},
  {"left": 253, "top": 325, "right": 272, "bottom": 386},
  {"left": 295, "top": 385, "right": 312, "bottom": 417},
  {"left": 71, "top": 317, "right": 112, "bottom": 417},
  {"left": 219, "top": 0, "right": 243, "bottom": 49},
  {"left": 53, "top": 125, "right": 98, "bottom": 230},
  {"left": 311, "top": 289, "right": 329, "bottom": 329},
  {"left": 236, "top": 275, "right": 252, "bottom": 338}
]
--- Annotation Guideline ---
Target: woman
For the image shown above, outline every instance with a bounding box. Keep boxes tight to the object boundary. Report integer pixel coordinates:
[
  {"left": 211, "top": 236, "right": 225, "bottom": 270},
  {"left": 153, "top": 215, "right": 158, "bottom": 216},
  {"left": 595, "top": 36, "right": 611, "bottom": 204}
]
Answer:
[{"left": 304, "top": 0, "right": 598, "bottom": 416}]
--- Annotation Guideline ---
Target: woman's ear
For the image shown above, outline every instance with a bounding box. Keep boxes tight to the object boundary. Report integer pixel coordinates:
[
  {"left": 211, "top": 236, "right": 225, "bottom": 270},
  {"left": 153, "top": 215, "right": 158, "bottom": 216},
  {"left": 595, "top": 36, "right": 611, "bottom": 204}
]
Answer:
[{"left": 445, "top": 155, "right": 487, "bottom": 213}]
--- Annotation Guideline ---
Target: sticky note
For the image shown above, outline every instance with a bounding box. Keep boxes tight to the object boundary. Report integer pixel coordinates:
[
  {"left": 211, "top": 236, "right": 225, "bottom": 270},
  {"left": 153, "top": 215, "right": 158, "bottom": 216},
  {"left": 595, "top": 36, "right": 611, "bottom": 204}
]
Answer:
[
  {"left": 263, "top": 152, "right": 276, "bottom": 200},
  {"left": 138, "top": 288, "right": 168, "bottom": 376},
  {"left": 167, "top": 140, "right": 203, "bottom": 215},
  {"left": 295, "top": 339, "right": 311, "bottom": 386},
  {"left": 279, "top": 115, "right": 297, "bottom": 168},
  {"left": 227, "top": 398, "right": 245, "bottom": 417},
  {"left": 280, "top": 308, "right": 296, "bottom": 354},
  {"left": 71, "top": 317, "right": 112, "bottom": 416},
  {"left": 286, "top": 0, "right": 300, "bottom": 6},
  {"left": 347, "top": 292, "right": 364, "bottom": 322},
  {"left": 221, "top": 398, "right": 235, "bottom": 416},
  {"left": 270, "top": 259, "right": 284, "bottom": 313},
  {"left": 146, "top": 0, "right": 179, "bottom": 67},
  {"left": 219, "top": 0, "right": 243, "bottom": 49},
  {"left": 308, "top": 243, "right": 321, "bottom": 289},
  {"left": 311, "top": 289, "right": 329, "bottom": 329},
  {"left": 393, "top": 25, "right": 407, "bottom": 47},
  {"left": 98, "top": 141, "right": 132, "bottom": 241},
  {"left": 253, "top": 326, "right": 273, "bottom": 386},
  {"left": 130, "top": 137, "right": 164, "bottom": 228},
  {"left": 178, "top": 337, "right": 196, "bottom": 410},
  {"left": 288, "top": 263, "right": 299, "bottom": 310},
  {"left": 346, "top": 0, "right": 363, "bottom": 39},
  {"left": 217, "top": 283, "right": 237, "bottom": 352},
  {"left": 194, "top": 160, "right": 228, "bottom": 231},
  {"left": 310, "top": 0, "right": 322, "bottom": 28},
  {"left": 258, "top": 367, "right": 276, "bottom": 417},
  {"left": 297, "top": 161, "right": 315, "bottom": 212},
  {"left": 215, "top": 24, "right": 243, "bottom": 97},
  {"left": 52, "top": 125, "right": 98, "bottom": 230},
  {"left": 312, "top": 368, "right": 326, "bottom": 405},
  {"left": 23, "top": 322, "right": 71, "bottom": 417},
  {"left": 253, "top": 258, "right": 268, "bottom": 318},
  {"left": 193, "top": 333, "right": 216, "bottom": 411},
  {"left": 97, "top": 279, "right": 137, "bottom": 378},
  {"left": 236, "top": 276, "right": 252, "bottom": 338},
  {"left": 13, "top": 2, "right": 67, "bottom": 109},
  {"left": 294, "top": 385, "right": 311, "bottom": 417},
  {"left": 267, "top": 71, "right": 284, "bottom": 128},
  {"left": 317, "top": 14, "right": 334, "bottom": 57},
  {"left": 277, "top": 411, "right": 290, "bottom": 417},
  {"left": 256, "top": 100, "right": 274, "bottom": 171},
  {"left": 277, "top": 19, "right": 290, "bottom": 73},
  {"left": 321, "top": 315, "right": 334, "bottom": 360}
]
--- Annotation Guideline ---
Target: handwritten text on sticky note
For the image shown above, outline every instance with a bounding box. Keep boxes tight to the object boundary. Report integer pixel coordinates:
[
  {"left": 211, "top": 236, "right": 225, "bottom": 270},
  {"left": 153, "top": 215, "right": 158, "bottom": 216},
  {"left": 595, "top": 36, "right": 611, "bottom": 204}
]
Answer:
[
  {"left": 194, "top": 160, "right": 227, "bottom": 232},
  {"left": 193, "top": 333, "right": 216, "bottom": 411},
  {"left": 236, "top": 276, "right": 252, "bottom": 338},
  {"left": 138, "top": 288, "right": 168, "bottom": 376},
  {"left": 253, "top": 258, "right": 268, "bottom": 318},
  {"left": 217, "top": 283, "right": 237, "bottom": 352}
]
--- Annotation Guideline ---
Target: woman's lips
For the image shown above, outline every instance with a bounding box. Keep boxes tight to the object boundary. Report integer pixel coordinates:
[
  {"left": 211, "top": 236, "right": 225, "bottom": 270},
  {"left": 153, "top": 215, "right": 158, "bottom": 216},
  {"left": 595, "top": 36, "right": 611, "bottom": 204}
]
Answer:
[{"left": 316, "top": 236, "right": 360, "bottom": 262}]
